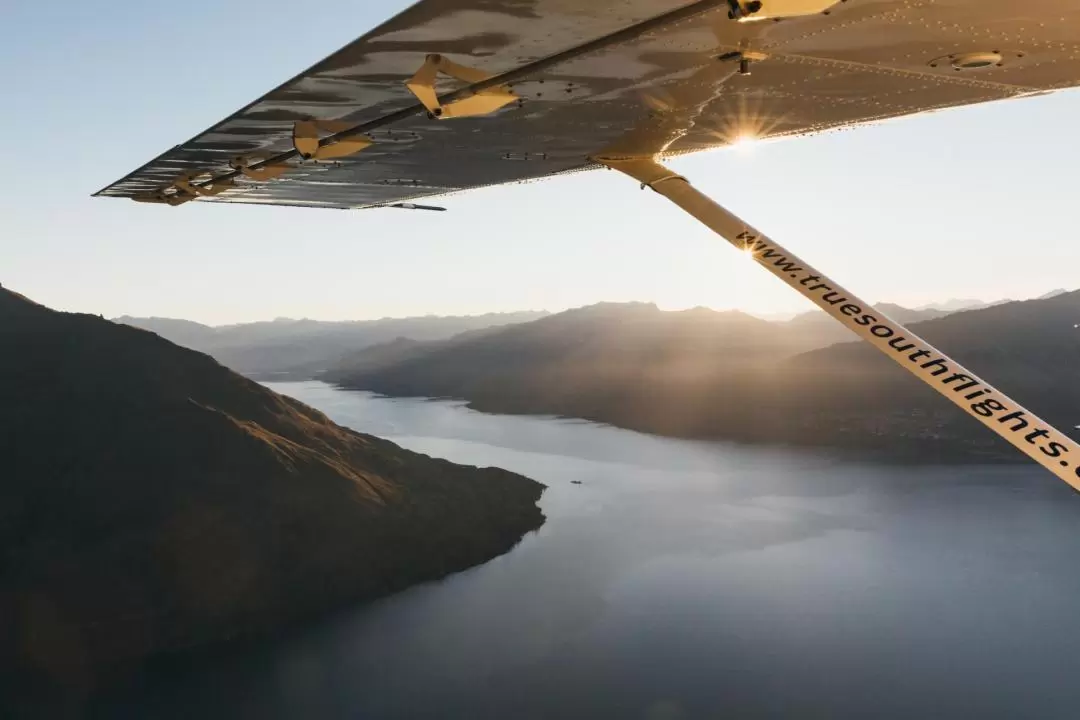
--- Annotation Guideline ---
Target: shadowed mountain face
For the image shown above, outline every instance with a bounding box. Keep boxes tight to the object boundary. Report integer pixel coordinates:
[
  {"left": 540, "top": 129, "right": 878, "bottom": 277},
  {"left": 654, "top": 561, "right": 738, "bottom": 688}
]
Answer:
[
  {"left": 0, "top": 287, "right": 544, "bottom": 698},
  {"left": 114, "top": 310, "right": 548, "bottom": 379},
  {"left": 765, "top": 291, "right": 1080, "bottom": 455},
  {"left": 327, "top": 294, "right": 1080, "bottom": 461},
  {"left": 324, "top": 302, "right": 811, "bottom": 407}
]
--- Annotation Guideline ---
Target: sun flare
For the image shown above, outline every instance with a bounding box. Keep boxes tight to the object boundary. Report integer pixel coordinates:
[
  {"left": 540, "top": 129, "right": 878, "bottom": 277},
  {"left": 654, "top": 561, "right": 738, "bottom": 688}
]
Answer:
[{"left": 728, "top": 133, "right": 759, "bottom": 152}]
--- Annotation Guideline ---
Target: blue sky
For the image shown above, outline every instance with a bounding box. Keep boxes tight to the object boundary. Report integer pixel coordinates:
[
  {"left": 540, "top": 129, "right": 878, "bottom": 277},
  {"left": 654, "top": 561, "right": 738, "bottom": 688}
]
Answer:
[{"left": 3, "top": 1, "right": 1078, "bottom": 324}]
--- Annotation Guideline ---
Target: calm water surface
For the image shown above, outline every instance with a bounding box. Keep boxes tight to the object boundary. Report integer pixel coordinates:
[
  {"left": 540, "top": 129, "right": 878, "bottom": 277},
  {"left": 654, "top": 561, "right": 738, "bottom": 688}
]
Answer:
[{"left": 93, "top": 381, "right": 1080, "bottom": 719}]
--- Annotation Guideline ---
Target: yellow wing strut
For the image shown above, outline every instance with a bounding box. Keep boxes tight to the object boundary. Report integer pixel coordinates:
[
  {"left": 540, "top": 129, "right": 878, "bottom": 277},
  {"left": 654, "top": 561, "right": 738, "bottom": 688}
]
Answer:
[{"left": 595, "top": 155, "right": 1080, "bottom": 491}]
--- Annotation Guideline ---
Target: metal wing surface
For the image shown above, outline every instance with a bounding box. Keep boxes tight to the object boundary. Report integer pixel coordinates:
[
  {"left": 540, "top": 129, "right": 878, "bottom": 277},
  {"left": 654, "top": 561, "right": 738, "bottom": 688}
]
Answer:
[{"left": 95, "top": 0, "right": 1080, "bottom": 210}]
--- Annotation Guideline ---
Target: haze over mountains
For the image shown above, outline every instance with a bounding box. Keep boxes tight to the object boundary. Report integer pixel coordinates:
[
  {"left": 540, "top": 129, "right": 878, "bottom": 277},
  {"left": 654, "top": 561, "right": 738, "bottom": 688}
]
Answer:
[
  {"left": 114, "top": 296, "right": 995, "bottom": 380},
  {"left": 1, "top": 286, "right": 544, "bottom": 698},
  {"left": 326, "top": 292, "right": 1080, "bottom": 462},
  {"left": 781, "top": 302, "right": 951, "bottom": 347},
  {"left": 114, "top": 311, "right": 548, "bottom": 379},
  {"left": 914, "top": 287, "right": 1067, "bottom": 312}
]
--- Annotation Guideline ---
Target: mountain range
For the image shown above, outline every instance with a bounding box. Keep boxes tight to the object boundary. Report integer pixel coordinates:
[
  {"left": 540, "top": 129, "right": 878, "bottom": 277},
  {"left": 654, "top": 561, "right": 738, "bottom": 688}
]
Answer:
[
  {"left": 1, "top": 286, "right": 544, "bottom": 702},
  {"left": 914, "top": 288, "right": 1067, "bottom": 312},
  {"left": 119, "top": 294, "right": 1055, "bottom": 381},
  {"left": 114, "top": 311, "right": 549, "bottom": 379},
  {"left": 114, "top": 301, "right": 961, "bottom": 381},
  {"left": 325, "top": 292, "right": 1080, "bottom": 462}
]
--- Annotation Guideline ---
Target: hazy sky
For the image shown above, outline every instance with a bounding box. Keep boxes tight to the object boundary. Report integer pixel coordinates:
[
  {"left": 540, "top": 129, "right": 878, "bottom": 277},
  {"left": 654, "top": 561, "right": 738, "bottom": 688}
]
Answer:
[{"left": 3, "top": 1, "right": 1078, "bottom": 325}]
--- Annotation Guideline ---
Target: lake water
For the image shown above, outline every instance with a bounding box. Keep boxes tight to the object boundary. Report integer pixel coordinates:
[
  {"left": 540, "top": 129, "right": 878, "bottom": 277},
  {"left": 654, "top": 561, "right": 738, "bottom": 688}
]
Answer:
[{"left": 92, "top": 381, "right": 1080, "bottom": 719}]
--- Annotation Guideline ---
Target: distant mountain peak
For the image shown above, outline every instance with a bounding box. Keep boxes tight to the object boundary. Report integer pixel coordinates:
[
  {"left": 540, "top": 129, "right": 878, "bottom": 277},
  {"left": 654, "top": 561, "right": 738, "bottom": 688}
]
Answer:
[
  {"left": 675, "top": 306, "right": 764, "bottom": 322},
  {"left": 915, "top": 297, "right": 1016, "bottom": 313}
]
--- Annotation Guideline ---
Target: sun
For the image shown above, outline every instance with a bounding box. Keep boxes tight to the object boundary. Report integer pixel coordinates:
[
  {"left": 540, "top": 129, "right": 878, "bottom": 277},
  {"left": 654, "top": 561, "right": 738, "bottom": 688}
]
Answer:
[{"left": 728, "top": 133, "right": 759, "bottom": 152}]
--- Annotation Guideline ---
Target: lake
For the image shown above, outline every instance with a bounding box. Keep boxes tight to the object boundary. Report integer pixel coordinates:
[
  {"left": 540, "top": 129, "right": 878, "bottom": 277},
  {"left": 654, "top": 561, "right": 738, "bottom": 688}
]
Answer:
[{"left": 91, "top": 381, "right": 1080, "bottom": 719}]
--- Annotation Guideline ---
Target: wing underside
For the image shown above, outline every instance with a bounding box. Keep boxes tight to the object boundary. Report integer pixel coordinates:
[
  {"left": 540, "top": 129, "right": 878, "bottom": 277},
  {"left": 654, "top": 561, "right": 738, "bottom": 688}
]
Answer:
[{"left": 95, "top": 0, "right": 1080, "bottom": 210}]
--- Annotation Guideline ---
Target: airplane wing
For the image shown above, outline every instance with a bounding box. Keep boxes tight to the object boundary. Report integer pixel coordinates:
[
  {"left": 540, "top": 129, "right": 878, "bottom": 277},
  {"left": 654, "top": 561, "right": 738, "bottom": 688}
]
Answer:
[
  {"left": 96, "top": 0, "right": 1080, "bottom": 487},
  {"left": 94, "top": 0, "right": 1080, "bottom": 210}
]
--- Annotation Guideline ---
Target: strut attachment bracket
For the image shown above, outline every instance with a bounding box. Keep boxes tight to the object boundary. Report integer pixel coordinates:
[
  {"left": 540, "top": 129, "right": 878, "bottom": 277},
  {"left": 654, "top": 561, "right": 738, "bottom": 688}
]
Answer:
[
  {"left": 293, "top": 120, "right": 373, "bottom": 160},
  {"left": 728, "top": 0, "right": 841, "bottom": 21},
  {"left": 405, "top": 54, "right": 517, "bottom": 119}
]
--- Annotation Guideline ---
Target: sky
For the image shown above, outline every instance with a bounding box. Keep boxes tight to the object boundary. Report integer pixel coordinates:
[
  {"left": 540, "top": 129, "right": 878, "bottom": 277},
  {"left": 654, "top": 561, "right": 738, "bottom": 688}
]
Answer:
[{"left": 2, "top": 1, "right": 1078, "bottom": 325}]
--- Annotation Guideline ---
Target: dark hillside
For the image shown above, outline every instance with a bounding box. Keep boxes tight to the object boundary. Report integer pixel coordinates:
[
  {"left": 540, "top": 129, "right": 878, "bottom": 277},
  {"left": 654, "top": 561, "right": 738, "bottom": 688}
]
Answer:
[{"left": 0, "top": 286, "right": 544, "bottom": 702}]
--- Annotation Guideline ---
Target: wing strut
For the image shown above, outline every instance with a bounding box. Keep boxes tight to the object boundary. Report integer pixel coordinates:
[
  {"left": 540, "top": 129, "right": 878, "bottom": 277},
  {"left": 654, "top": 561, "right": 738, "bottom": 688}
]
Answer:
[{"left": 595, "top": 156, "right": 1080, "bottom": 490}]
